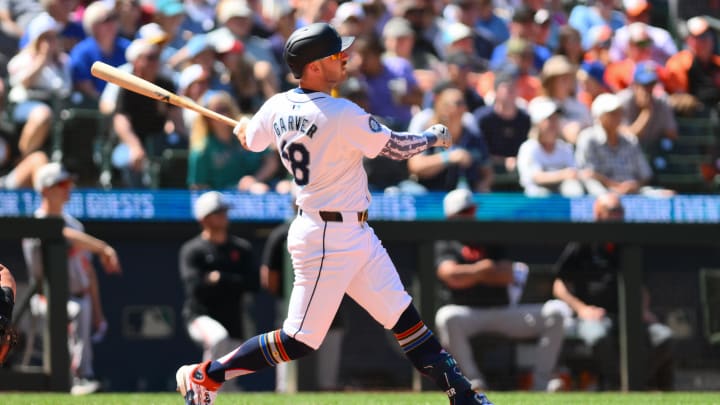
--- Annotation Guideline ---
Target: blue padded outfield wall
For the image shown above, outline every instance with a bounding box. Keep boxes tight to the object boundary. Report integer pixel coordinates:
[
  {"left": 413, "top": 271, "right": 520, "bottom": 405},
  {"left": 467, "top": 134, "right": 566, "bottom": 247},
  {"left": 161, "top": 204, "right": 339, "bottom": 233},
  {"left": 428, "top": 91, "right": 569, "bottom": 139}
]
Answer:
[{"left": 1, "top": 189, "right": 720, "bottom": 223}]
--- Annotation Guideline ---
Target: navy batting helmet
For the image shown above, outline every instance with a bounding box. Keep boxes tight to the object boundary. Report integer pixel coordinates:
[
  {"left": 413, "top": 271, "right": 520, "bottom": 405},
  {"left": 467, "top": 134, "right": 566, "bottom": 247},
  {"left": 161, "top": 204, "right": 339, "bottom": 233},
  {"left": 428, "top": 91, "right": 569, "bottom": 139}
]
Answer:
[{"left": 284, "top": 23, "right": 355, "bottom": 79}]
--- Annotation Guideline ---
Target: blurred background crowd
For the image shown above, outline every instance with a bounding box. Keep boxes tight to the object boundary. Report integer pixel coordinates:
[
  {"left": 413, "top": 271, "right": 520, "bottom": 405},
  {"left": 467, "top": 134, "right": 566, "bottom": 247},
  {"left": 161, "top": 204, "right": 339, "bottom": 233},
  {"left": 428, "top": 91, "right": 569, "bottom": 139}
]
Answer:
[{"left": 0, "top": 0, "right": 718, "bottom": 196}]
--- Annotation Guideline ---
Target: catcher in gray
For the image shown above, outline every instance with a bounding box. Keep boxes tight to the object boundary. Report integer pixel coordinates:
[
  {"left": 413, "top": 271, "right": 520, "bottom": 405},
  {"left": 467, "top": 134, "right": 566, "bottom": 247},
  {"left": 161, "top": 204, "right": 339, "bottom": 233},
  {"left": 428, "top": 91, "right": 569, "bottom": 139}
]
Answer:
[
  {"left": 0, "top": 263, "right": 17, "bottom": 365},
  {"left": 175, "top": 22, "right": 494, "bottom": 405}
]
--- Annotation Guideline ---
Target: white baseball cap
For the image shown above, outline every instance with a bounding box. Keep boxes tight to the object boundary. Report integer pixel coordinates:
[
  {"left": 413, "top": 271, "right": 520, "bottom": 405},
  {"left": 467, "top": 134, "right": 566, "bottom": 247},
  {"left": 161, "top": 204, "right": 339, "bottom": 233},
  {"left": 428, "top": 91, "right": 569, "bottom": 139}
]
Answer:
[
  {"left": 217, "top": 1, "right": 252, "bottom": 25},
  {"left": 443, "top": 22, "right": 473, "bottom": 45},
  {"left": 592, "top": 93, "right": 623, "bottom": 118},
  {"left": 178, "top": 64, "right": 205, "bottom": 94},
  {"left": 528, "top": 97, "right": 559, "bottom": 125},
  {"left": 136, "top": 22, "right": 169, "bottom": 45},
  {"left": 332, "top": 1, "right": 365, "bottom": 25},
  {"left": 27, "top": 13, "right": 60, "bottom": 46},
  {"left": 443, "top": 188, "right": 475, "bottom": 217},
  {"left": 33, "top": 162, "right": 73, "bottom": 192},
  {"left": 125, "top": 38, "right": 158, "bottom": 62},
  {"left": 193, "top": 191, "right": 230, "bottom": 220}
]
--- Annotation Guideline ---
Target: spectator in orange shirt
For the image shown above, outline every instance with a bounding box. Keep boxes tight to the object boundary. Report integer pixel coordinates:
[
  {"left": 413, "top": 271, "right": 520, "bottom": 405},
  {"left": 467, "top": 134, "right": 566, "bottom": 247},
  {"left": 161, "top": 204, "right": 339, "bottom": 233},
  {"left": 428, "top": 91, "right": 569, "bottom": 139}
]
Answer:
[
  {"left": 665, "top": 16, "right": 720, "bottom": 114},
  {"left": 604, "top": 22, "right": 655, "bottom": 93}
]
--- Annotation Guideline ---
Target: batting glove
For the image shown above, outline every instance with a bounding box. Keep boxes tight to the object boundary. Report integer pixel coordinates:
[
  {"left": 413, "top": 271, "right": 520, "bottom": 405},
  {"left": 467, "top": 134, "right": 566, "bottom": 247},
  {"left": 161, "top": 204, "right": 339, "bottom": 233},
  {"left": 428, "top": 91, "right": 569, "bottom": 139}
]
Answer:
[{"left": 424, "top": 124, "right": 451, "bottom": 148}]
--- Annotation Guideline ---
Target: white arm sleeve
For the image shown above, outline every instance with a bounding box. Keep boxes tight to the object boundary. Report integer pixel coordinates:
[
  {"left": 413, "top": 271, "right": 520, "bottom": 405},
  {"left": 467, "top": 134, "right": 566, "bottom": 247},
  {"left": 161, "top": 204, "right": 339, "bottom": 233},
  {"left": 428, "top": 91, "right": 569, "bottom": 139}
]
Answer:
[{"left": 245, "top": 102, "right": 273, "bottom": 152}]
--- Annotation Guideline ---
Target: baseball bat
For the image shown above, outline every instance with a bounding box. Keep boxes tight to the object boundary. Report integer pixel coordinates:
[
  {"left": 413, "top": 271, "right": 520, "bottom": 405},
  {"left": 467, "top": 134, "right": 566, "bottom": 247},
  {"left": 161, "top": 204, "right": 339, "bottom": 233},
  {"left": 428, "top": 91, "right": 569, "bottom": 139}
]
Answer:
[{"left": 90, "top": 61, "right": 238, "bottom": 128}]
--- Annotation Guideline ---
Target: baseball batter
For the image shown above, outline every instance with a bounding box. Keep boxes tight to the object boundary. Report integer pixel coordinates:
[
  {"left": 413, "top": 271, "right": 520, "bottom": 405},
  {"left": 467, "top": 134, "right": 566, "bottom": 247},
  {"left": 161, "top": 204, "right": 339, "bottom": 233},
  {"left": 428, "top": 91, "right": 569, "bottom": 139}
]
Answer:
[{"left": 176, "top": 23, "right": 493, "bottom": 405}]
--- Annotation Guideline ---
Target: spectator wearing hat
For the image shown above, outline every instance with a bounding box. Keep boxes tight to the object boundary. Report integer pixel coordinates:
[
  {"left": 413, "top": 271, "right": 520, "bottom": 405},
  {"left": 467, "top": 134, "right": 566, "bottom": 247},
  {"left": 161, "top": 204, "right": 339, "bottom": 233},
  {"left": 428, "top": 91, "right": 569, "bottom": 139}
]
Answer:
[
  {"left": 99, "top": 23, "right": 176, "bottom": 114},
  {"left": 517, "top": 99, "right": 588, "bottom": 197},
  {"left": 617, "top": 61, "right": 678, "bottom": 152},
  {"left": 665, "top": 16, "right": 720, "bottom": 114},
  {"left": 489, "top": 5, "right": 551, "bottom": 72},
  {"left": 434, "top": 188, "right": 567, "bottom": 391},
  {"left": 609, "top": 0, "right": 677, "bottom": 66},
  {"left": 442, "top": 1, "right": 495, "bottom": 60},
  {"left": 576, "top": 61, "right": 610, "bottom": 110},
  {"left": 604, "top": 22, "right": 658, "bottom": 93},
  {"left": 212, "top": 29, "right": 278, "bottom": 114},
  {"left": 408, "top": 86, "right": 493, "bottom": 192},
  {"left": 16, "top": 0, "right": 86, "bottom": 53},
  {"left": 568, "top": 0, "right": 625, "bottom": 51},
  {"left": 69, "top": 1, "right": 131, "bottom": 102},
  {"left": 152, "top": 0, "right": 188, "bottom": 59},
  {"left": 8, "top": 13, "right": 72, "bottom": 157},
  {"left": 22, "top": 161, "right": 122, "bottom": 395},
  {"left": 188, "top": 91, "right": 279, "bottom": 193},
  {"left": 210, "top": 0, "right": 281, "bottom": 84},
  {"left": 179, "top": 191, "right": 259, "bottom": 365},
  {"left": 112, "top": 38, "right": 185, "bottom": 188},
  {"left": 382, "top": 16, "right": 416, "bottom": 62},
  {"left": 394, "top": 0, "right": 444, "bottom": 66},
  {"left": 533, "top": 55, "right": 592, "bottom": 145},
  {"left": 473, "top": 67, "right": 530, "bottom": 176},
  {"left": 575, "top": 93, "right": 673, "bottom": 196},
  {"left": 168, "top": 33, "right": 236, "bottom": 97},
  {"left": 177, "top": 64, "right": 209, "bottom": 130},
  {"left": 582, "top": 24, "right": 613, "bottom": 66},
  {"left": 382, "top": 15, "right": 442, "bottom": 97},
  {"left": 331, "top": 1, "right": 368, "bottom": 37},
  {"left": 478, "top": 39, "right": 542, "bottom": 104},
  {"left": 441, "top": 51, "right": 486, "bottom": 113}
]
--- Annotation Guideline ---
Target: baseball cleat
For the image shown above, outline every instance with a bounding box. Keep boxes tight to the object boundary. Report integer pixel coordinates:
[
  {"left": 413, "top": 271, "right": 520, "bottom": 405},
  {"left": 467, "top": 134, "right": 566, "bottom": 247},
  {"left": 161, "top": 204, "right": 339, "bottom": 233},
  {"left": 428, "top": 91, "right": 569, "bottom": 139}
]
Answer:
[
  {"left": 454, "top": 391, "right": 494, "bottom": 405},
  {"left": 176, "top": 361, "right": 221, "bottom": 405}
]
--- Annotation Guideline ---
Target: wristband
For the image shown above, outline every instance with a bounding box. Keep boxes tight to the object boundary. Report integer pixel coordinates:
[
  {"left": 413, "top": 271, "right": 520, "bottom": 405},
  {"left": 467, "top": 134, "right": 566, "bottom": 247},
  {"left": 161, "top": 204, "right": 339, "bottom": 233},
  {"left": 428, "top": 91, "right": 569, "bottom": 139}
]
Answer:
[{"left": 440, "top": 150, "right": 450, "bottom": 165}]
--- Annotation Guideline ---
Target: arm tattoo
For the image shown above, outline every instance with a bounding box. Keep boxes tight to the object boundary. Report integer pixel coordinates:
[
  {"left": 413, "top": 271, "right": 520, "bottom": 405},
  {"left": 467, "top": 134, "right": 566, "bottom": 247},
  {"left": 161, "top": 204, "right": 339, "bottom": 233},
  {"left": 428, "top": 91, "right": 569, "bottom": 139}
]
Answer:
[{"left": 379, "top": 131, "right": 435, "bottom": 160}]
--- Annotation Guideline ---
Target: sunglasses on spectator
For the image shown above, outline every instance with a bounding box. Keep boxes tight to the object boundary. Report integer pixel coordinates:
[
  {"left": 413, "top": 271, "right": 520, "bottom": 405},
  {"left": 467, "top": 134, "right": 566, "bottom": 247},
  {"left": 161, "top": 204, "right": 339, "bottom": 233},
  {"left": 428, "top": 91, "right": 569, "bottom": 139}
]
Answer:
[{"left": 633, "top": 39, "right": 652, "bottom": 48}]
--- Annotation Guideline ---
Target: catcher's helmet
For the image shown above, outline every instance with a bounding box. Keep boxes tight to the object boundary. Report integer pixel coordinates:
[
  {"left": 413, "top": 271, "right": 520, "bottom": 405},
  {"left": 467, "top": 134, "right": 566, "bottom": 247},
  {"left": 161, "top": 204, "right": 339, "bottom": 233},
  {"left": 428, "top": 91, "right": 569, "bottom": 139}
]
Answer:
[{"left": 284, "top": 23, "right": 355, "bottom": 79}]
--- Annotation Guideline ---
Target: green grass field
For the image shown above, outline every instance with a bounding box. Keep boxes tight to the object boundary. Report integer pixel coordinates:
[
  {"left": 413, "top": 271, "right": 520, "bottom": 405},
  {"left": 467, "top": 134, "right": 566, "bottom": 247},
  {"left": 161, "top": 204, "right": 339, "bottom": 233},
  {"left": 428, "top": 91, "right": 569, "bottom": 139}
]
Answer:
[{"left": 1, "top": 392, "right": 719, "bottom": 405}]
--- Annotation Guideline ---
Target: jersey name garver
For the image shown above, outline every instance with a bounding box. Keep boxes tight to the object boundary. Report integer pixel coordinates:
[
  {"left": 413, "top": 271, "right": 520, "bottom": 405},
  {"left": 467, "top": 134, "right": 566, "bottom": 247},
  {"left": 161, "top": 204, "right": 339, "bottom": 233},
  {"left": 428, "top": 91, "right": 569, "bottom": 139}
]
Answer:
[{"left": 273, "top": 115, "right": 318, "bottom": 139}]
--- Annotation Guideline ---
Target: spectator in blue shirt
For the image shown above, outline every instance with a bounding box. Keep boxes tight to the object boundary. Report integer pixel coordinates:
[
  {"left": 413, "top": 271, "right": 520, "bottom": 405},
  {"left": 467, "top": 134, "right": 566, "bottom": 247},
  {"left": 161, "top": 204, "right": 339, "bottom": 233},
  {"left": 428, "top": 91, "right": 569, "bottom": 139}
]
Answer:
[
  {"left": 568, "top": 0, "right": 626, "bottom": 51},
  {"left": 70, "top": 1, "right": 130, "bottom": 102}
]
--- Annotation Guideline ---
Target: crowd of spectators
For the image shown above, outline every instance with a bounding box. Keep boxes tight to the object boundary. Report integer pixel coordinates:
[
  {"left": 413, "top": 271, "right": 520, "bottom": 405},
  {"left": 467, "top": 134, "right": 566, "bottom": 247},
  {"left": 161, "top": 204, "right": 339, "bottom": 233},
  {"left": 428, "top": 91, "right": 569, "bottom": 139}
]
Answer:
[{"left": 0, "top": 0, "right": 717, "bottom": 196}]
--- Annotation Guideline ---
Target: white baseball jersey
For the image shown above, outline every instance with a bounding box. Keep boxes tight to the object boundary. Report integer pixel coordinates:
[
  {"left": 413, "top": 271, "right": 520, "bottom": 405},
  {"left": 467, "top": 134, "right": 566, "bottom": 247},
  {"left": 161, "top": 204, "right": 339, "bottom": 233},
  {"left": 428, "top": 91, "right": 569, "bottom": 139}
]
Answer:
[
  {"left": 245, "top": 88, "right": 413, "bottom": 349},
  {"left": 245, "top": 88, "right": 392, "bottom": 211}
]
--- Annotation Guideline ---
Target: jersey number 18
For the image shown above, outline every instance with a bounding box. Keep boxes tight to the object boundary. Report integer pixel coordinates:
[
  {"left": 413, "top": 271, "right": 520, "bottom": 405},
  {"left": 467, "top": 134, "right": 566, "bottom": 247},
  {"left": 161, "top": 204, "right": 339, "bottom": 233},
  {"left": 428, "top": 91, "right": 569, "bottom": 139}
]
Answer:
[{"left": 280, "top": 141, "right": 310, "bottom": 186}]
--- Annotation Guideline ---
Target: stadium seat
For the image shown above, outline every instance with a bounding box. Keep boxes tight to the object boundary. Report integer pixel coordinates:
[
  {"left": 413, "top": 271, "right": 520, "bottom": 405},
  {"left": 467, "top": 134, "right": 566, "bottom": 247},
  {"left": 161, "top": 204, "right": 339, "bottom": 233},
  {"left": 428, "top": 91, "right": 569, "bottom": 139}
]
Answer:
[
  {"left": 651, "top": 116, "right": 718, "bottom": 193},
  {"left": 49, "top": 106, "right": 110, "bottom": 188}
]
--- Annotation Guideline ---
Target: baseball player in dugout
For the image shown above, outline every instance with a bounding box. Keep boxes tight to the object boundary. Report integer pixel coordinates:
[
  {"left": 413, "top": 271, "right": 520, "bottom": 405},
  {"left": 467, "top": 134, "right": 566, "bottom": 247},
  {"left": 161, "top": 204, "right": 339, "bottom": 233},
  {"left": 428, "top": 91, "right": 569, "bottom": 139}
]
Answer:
[
  {"left": 175, "top": 23, "right": 493, "bottom": 405},
  {"left": 22, "top": 162, "right": 122, "bottom": 395},
  {"left": 179, "top": 191, "right": 259, "bottom": 367}
]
